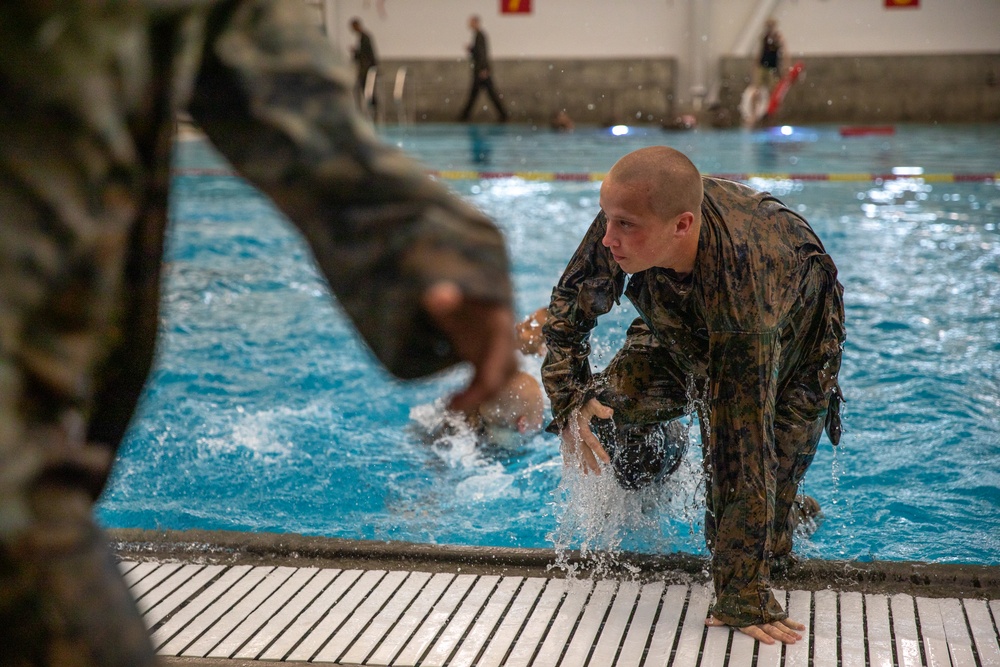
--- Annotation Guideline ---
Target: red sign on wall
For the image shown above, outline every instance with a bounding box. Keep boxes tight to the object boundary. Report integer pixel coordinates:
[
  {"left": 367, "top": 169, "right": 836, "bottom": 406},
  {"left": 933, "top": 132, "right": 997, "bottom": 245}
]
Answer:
[
  {"left": 501, "top": 0, "right": 532, "bottom": 14},
  {"left": 885, "top": 0, "right": 919, "bottom": 7}
]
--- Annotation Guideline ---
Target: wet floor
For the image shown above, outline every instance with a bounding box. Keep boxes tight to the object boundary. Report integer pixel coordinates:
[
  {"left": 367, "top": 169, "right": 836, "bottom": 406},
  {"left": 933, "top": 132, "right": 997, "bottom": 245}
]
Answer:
[{"left": 113, "top": 529, "right": 1000, "bottom": 666}]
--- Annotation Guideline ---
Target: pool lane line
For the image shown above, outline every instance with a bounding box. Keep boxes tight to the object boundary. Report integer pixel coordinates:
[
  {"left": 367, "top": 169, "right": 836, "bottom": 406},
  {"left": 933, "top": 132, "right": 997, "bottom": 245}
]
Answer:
[{"left": 173, "top": 168, "right": 1000, "bottom": 183}]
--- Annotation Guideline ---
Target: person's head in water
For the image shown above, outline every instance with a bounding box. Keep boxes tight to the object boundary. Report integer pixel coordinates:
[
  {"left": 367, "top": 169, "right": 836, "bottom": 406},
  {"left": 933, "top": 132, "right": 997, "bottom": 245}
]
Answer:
[
  {"left": 474, "top": 370, "right": 544, "bottom": 445},
  {"left": 599, "top": 146, "right": 704, "bottom": 276}
]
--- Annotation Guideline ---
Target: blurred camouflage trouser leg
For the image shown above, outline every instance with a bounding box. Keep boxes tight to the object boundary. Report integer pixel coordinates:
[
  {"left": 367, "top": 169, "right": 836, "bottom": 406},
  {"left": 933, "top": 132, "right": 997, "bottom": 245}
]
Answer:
[
  {"left": 1, "top": 484, "right": 157, "bottom": 667},
  {"left": 0, "top": 179, "right": 159, "bottom": 665}
]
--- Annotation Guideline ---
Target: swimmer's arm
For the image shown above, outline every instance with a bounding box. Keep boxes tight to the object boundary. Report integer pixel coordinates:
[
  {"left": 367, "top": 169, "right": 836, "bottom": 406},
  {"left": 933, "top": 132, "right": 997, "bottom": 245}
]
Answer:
[{"left": 188, "top": 1, "right": 515, "bottom": 386}]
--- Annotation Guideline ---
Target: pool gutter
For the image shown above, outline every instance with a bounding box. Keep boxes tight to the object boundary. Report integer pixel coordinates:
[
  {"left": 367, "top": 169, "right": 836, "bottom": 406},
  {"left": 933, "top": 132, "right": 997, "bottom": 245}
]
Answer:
[{"left": 109, "top": 528, "right": 1000, "bottom": 600}]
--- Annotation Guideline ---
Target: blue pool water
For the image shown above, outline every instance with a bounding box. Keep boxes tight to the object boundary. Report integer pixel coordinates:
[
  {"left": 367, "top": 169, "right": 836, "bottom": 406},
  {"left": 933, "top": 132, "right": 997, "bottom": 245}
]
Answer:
[{"left": 98, "top": 123, "right": 1000, "bottom": 565}]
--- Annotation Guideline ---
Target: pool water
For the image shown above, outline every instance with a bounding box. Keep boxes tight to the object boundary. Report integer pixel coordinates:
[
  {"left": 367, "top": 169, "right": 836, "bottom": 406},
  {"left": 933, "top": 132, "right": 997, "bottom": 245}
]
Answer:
[{"left": 98, "top": 123, "right": 1000, "bottom": 565}]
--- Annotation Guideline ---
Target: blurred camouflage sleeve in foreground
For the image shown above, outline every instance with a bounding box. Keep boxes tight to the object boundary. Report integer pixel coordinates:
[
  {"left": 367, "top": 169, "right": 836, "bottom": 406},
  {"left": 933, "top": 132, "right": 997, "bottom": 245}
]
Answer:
[{"left": 189, "top": 0, "right": 513, "bottom": 379}]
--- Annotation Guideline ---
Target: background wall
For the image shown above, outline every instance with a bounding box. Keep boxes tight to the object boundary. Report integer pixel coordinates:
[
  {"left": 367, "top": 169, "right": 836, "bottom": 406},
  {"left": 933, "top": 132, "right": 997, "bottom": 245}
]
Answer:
[
  {"left": 304, "top": 0, "right": 1000, "bottom": 123},
  {"left": 313, "top": 0, "right": 1000, "bottom": 59}
]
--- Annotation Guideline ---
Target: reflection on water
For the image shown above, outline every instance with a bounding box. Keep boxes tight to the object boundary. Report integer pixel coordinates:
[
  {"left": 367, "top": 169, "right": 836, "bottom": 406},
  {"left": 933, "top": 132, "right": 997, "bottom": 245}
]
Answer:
[
  {"left": 99, "top": 127, "right": 1000, "bottom": 565},
  {"left": 467, "top": 125, "right": 493, "bottom": 165}
]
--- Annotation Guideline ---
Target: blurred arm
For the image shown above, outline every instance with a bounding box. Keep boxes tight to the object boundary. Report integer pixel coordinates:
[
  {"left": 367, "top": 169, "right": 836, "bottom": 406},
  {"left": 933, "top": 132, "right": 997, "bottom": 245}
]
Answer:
[{"left": 188, "top": 0, "right": 514, "bottom": 381}]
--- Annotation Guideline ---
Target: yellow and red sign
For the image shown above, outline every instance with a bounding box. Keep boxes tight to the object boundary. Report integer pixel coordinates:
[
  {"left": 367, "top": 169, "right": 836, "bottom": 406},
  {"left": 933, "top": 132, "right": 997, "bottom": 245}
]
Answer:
[
  {"left": 885, "top": 0, "right": 919, "bottom": 8},
  {"left": 501, "top": 0, "right": 532, "bottom": 14}
]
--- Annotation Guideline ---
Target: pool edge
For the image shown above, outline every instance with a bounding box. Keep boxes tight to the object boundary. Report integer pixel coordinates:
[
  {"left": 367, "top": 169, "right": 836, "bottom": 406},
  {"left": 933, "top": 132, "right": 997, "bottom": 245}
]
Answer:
[{"left": 108, "top": 528, "right": 999, "bottom": 600}]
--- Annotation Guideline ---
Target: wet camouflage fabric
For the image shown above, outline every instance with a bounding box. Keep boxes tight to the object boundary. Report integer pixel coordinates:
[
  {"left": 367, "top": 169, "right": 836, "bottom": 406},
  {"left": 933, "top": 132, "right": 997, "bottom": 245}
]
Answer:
[
  {"left": 0, "top": 1, "right": 511, "bottom": 663},
  {"left": 542, "top": 177, "right": 845, "bottom": 627}
]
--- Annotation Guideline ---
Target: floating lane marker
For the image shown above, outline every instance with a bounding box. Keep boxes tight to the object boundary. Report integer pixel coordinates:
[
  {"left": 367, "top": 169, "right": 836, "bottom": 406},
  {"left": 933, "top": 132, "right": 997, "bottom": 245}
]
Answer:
[{"left": 174, "top": 168, "right": 999, "bottom": 183}]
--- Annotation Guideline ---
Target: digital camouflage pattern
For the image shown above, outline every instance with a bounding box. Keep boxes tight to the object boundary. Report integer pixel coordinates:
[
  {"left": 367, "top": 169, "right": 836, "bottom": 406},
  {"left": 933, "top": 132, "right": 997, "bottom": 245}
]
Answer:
[
  {"left": 542, "top": 177, "right": 845, "bottom": 627},
  {"left": 0, "top": 1, "right": 511, "bottom": 664}
]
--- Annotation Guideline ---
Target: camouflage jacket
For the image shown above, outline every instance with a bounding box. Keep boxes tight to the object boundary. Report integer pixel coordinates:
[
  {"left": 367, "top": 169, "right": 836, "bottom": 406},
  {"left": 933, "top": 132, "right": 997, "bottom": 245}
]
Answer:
[
  {"left": 0, "top": 0, "right": 511, "bottom": 395},
  {"left": 542, "top": 177, "right": 845, "bottom": 626}
]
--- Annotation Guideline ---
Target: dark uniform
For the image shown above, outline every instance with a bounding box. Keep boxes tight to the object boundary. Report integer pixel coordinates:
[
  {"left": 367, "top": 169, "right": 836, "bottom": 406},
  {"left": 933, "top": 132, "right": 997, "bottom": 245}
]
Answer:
[
  {"left": 0, "top": 1, "right": 511, "bottom": 664},
  {"left": 542, "top": 177, "right": 845, "bottom": 627},
  {"left": 352, "top": 25, "right": 378, "bottom": 112},
  {"left": 757, "top": 25, "right": 783, "bottom": 88},
  {"left": 458, "top": 27, "right": 508, "bottom": 123}
]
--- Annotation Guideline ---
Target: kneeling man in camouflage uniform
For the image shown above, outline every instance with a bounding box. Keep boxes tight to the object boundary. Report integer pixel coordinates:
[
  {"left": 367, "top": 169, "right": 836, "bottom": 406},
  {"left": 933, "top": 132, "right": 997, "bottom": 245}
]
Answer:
[{"left": 541, "top": 146, "right": 845, "bottom": 645}]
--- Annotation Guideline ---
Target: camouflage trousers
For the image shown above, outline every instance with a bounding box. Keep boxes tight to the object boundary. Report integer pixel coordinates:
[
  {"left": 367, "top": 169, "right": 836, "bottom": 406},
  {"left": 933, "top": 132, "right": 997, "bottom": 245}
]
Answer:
[
  {"left": 0, "top": 175, "right": 161, "bottom": 665},
  {"left": 592, "top": 264, "right": 844, "bottom": 560}
]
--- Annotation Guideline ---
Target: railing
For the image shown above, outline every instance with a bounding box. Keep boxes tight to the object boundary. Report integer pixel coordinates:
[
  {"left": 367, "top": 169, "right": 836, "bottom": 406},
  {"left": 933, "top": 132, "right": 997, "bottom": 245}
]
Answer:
[
  {"left": 362, "top": 66, "right": 378, "bottom": 123},
  {"left": 393, "top": 66, "right": 412, "bottom": 125}
]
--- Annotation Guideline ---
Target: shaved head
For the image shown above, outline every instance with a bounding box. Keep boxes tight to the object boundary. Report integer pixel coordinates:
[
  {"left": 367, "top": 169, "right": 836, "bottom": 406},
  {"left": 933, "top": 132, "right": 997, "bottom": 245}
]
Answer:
[{"left": 606, "top": 146, "right": 704, "bottom": 222}]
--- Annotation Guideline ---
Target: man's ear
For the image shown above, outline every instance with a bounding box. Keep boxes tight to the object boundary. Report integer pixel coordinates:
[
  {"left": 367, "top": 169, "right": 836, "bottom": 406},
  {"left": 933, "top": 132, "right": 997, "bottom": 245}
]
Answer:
[
  {"left": 516, "top": 415, "right": 528, "bottom": 433},
  {"left": 674, "top": 211, "right": 696, "bottom": 235}
]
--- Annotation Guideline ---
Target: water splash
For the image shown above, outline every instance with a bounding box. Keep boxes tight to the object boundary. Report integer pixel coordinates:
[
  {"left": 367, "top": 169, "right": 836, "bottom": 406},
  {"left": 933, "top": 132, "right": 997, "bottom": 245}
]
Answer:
[{"left": 546, "top": 412, "right": 707, "bottom": 579}]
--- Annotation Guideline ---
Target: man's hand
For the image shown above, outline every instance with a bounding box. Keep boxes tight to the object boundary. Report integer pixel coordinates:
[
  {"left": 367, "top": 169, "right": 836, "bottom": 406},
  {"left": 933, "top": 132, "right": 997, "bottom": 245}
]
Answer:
[
  {"left": 559, "top": 398, "right": 614, "bottom": 475},
  {"left": 422, "top": 282, "right": 517, "bottom": 412},
  {"left": 705, "top": 615, "right": 805, "bottom": 645}
]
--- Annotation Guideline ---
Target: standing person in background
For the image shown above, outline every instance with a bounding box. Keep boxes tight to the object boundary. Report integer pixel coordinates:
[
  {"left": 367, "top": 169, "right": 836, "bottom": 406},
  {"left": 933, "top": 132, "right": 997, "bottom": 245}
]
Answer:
[
  {"left": 0, "top": 1, "right": 517, "bottom": 664},
  {"left": 350, "top": 17, "right": 379, "bottom": 115},
  {"left": 756, "top": 18, "right": 784, "bottom": 90},
  {"left": 459, "top": 15, "right": 509, "bottom": 123}
]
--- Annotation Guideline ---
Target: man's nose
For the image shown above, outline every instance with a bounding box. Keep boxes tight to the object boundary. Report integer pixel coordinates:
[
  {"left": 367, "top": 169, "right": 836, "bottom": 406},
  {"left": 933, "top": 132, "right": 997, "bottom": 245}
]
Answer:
[{"left": 601, "top": 228, "right": 615, "bottom": 247}]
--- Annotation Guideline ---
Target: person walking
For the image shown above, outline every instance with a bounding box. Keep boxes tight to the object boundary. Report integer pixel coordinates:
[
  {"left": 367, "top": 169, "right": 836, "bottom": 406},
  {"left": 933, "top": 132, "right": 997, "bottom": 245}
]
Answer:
[
  {"left": 459, "top": 15, "right": 508, "bottom": 123},
  {"left": 756, "top": 18, "right": 784, "bottom": 89},
  {"left": 350, "top": 17, "right": 379, "bottom": 115}
]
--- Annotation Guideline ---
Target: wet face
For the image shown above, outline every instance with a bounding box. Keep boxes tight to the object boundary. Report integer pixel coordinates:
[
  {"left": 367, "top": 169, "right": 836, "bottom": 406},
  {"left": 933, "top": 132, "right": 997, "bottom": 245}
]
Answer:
[{"left": 599, "top": 177, "right": 682, "bottom": 274}]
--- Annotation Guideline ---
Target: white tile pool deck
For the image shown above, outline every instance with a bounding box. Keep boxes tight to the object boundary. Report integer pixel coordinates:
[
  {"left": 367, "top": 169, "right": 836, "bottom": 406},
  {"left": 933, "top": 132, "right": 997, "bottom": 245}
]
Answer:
[{"left": 112, "top": 530, "right": 1000, "bottom": 667}]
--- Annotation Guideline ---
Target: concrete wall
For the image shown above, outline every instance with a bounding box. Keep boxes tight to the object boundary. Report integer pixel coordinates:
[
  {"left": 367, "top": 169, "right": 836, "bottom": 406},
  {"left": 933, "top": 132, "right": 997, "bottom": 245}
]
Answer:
[
  {"left": 306, "top": 0, "right": 1000, "bottom": 124},
  {"left": 315, "top": 0, "right": 1000, "bottom": 59},
  {"left": 372, "top": 58, "right": 676, "bottom": 125}
]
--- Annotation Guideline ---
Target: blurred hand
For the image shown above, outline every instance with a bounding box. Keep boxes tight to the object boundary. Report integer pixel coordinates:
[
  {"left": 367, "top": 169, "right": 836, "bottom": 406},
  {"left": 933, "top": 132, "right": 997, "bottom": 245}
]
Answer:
[
  {"left": 559, "top": 398, "right": 613, "bottom": 475},
  {"left": 422, "top": 282, "right": 517, "bottom": 412},
  {"left": 705, "top": 615, "right": 804, "bottom": 645}
]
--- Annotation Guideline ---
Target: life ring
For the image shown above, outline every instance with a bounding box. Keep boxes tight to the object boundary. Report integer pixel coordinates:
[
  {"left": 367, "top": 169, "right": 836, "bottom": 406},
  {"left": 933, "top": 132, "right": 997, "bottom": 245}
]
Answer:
[
  {"left": 739, "top": 85, "right": 770, "bottom": 126},
  {"left": 740, "top": 61, "right": 805, "bottom": 126}
]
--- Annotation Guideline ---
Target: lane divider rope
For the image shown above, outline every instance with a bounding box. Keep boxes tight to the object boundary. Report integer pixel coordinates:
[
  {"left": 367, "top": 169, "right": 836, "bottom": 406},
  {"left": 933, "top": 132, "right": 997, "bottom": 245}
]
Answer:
[{"left": 173, "top": 168, "right": 999, "bottom": 183}]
